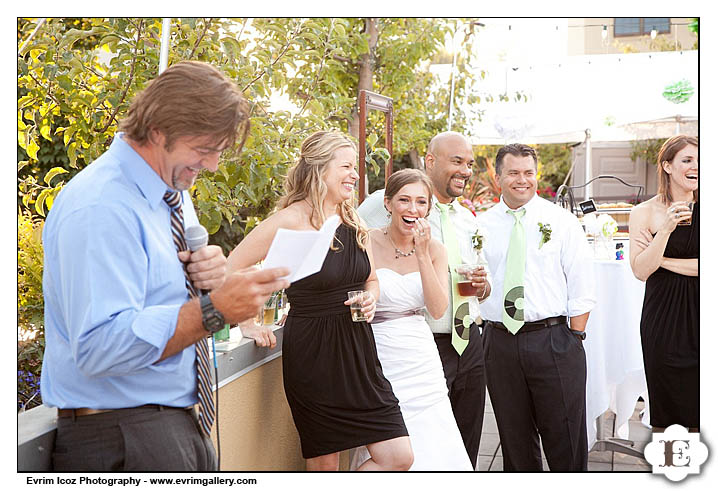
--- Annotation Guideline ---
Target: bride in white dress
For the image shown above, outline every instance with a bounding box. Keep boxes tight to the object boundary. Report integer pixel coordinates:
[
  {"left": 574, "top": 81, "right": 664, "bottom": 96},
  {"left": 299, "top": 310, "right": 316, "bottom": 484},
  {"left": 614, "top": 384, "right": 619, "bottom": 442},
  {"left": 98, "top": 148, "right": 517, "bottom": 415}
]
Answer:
[{"left": 351, "top": 169, "right": 472, "bottom": 471}]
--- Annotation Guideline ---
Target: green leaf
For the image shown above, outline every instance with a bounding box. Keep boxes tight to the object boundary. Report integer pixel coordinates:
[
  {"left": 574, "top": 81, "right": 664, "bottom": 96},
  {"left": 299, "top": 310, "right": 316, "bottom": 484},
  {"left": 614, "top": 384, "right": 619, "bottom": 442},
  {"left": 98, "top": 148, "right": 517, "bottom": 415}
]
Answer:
[
  {"left": 35, "top": 189, "right": 50, "bottom": 217},
  {"left": 67, "top": 142, "right": 78, "bottom": 168},
  {"left": 206, "top": 208, "right": 222, "bottom": 235},
  {"left": 56, "top": 75, "right": 74, "bottom": 91},
  {"left": 44, "top": 167, "right": 69, "bottom": 186},
  {"left": 367, "top": 133, "right": 378, "bottom": 148},
  {"left": 26, "top": 137, "right": 40, "bottom": 161},
  {"left": 40, "top": 123, "right": 52, "bottom": 142},
  {"left": 63, "top": 126, "right": 76, "bottom": 147}
]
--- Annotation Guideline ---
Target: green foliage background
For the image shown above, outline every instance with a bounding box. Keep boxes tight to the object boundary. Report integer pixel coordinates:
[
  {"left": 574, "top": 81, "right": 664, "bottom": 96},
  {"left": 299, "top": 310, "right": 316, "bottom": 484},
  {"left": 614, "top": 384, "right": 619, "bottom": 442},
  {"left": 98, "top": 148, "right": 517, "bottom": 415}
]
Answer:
[{"left": 17, "top": 17, "right": 486, "bottom": 409}]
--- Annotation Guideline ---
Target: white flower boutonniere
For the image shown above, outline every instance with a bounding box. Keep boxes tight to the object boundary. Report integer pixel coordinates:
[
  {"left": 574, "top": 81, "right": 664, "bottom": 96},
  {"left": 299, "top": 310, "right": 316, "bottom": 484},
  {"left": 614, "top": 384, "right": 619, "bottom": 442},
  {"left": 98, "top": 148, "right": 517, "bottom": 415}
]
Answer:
[
  {"left": 471, "top": 229, "right": 484, "bottom": 252},
  {"left": 538, "top": 222, "right": 552, "bottom": 249}
]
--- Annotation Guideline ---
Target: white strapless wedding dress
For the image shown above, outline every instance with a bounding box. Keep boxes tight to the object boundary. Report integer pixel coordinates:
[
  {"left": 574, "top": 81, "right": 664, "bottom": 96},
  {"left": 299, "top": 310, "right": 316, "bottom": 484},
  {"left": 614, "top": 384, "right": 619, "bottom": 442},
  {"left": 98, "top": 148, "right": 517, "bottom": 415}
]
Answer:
[{"left": 350, "top": 268, "right": 472, "bottom": 471}]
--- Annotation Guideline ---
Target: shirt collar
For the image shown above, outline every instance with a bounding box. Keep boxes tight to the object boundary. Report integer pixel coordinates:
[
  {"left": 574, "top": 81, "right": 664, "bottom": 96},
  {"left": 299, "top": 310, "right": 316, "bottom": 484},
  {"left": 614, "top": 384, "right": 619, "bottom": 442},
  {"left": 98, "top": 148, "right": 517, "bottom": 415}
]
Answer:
[
  {"left": 434, "top": 197, "right": 458, "bottom": 212},
  {"left": 112, "top": 133, "right": 171, "bottom": 210},
  {"left": 498, "top": 193, "right": 539, "bottom": 216}
]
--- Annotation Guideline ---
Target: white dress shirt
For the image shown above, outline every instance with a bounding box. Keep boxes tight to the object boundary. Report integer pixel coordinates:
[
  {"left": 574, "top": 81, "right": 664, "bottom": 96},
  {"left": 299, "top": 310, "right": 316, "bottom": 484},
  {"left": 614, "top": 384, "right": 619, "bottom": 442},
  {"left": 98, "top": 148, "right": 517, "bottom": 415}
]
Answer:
[
  {"left": 476, "top": 195, "right": 596, "bottom": 323},
  {"left": 357, "top": 189, "right": 491, "bottom": 333}
]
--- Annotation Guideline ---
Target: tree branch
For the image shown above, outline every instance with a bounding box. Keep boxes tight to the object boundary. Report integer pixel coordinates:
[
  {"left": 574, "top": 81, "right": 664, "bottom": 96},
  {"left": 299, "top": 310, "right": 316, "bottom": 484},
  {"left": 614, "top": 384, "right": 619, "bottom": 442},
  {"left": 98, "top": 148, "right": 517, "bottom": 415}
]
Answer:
[
  {"left": 97, "top": 19, "right": 143, "bottom": 134},
  {"left": 296, "top": 25, "right": 332, "bottom": 117},
  {"left": 188, "top": 18, "right": 212, "bottom": 59},
  {"left": 26, "top": 72, "right": 62, "bottom": 107},
  {"left": 332, "top": 54, "right": 354, "bottom": 64},
  {"left": 241, "top": 21, "right": 304, "bottom": 93}
]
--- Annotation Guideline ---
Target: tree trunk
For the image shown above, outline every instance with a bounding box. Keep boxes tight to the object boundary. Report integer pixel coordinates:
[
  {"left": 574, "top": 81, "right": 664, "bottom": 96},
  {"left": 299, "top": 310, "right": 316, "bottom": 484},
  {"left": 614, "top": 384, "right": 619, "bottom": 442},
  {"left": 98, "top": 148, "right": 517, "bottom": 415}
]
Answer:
[
  {"left": 408, "top": 148, "right": 423, "bottom": 169},
  {"left": 348, "top": 18, "right": 378, "bottom": 139}
]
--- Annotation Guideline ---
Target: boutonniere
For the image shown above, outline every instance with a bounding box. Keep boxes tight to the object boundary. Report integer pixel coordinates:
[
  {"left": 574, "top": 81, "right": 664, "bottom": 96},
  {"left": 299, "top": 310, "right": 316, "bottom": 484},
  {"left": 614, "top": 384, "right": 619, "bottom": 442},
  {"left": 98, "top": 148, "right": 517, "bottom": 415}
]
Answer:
[
  {"left": 471, "top": 229, "right": 484, "bottom": 252},
  {"left": 538, "top": 222, "right": 552, "bottom": 249}
]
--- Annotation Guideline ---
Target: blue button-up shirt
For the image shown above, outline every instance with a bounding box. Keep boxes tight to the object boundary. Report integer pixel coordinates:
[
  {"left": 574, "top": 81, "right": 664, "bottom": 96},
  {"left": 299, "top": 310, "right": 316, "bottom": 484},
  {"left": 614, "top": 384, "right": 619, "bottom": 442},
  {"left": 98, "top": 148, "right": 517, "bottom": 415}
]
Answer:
[{"left": 40, "top": 133, "right": 201, "bottom": 409}]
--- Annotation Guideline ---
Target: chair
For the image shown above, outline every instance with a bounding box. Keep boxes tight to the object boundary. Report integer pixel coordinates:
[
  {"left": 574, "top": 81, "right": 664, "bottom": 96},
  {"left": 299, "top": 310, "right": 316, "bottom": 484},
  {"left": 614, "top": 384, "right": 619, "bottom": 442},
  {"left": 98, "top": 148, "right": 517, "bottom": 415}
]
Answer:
[{"left": 554, "top": 175, "right": 645, "bottom": 216}]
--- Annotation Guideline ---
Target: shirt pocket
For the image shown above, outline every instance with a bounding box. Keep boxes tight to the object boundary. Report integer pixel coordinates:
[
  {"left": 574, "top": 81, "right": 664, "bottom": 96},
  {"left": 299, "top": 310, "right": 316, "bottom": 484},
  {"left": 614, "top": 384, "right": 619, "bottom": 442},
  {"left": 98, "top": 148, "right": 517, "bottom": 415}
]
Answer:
[
  {"left": 147, "top": 245, "right": 185, "bottom": 295},
  {"left": 536, "top": 235, "right": 560, "bottom": 258}
]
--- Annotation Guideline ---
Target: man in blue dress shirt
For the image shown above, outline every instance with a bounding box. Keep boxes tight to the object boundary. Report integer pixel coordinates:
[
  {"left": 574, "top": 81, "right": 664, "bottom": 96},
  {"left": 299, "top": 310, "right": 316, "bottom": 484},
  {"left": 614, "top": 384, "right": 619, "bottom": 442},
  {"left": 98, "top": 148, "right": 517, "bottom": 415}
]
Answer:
[{"left": 41, "top": 61, "right": 289, "bottom": 471}]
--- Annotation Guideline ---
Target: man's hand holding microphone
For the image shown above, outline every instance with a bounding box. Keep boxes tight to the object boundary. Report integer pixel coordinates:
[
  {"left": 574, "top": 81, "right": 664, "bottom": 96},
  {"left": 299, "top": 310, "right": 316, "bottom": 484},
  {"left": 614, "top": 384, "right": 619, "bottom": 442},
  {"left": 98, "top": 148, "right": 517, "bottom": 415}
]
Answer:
[{"left": 159, "top": 225, "right": 289, "bottom": 361}]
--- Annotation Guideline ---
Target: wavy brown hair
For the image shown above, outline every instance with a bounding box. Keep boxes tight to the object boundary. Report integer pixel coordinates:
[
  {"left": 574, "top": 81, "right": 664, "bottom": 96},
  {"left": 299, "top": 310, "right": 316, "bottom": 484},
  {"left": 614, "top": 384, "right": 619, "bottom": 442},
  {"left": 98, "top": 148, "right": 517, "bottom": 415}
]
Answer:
[
  {"left": 119, "top": 61, "right": 250, "bottom": 152},
  {"left": 279, "top": 130, "right": 369, "bottom": 250},
  {"left": 656, "top": 135, "right": 698, "bottom": 205}
]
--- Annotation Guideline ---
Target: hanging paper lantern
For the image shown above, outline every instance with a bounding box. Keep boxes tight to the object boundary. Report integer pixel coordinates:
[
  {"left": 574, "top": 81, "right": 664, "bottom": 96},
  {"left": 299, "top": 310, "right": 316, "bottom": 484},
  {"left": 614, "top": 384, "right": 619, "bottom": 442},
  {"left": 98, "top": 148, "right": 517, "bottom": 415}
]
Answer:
[{"left": 662, "top": 79, "right": 695, "bottom": 104}]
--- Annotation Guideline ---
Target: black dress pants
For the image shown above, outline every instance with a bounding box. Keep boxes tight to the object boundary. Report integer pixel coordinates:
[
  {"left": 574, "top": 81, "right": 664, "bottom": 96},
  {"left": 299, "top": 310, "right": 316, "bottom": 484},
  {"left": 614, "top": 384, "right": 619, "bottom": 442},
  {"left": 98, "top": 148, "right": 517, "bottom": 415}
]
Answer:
[
  {"left": 52, "top": 406, "right": 217, "bottom": 472},
  {"left": 483, "top": 323, "right": 588, "bottom": 471},
  {"left": 433, "top": 323, "right": 486, "bottom": 468}
]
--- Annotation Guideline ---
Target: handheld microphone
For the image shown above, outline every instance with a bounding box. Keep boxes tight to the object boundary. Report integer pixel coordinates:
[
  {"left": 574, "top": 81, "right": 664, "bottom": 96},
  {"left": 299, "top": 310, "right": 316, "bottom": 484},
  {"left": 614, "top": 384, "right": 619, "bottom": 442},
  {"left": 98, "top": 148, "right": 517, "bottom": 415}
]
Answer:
[
  {"left": 186, "top": 224, "right": 209, "bottom": 252},
  {"left": 185, "top": 225, "right": 209, "bottom": 295}
]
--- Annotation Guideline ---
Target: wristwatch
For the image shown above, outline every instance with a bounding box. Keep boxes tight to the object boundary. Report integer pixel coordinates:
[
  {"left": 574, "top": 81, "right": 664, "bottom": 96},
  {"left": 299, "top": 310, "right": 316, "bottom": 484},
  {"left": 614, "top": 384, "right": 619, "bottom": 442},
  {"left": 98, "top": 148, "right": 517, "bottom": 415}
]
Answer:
[
  {"left": 200, "top": 293, "right": 225, "bottom": 334},
  {"left": 570, "top": 328, "right": 586, "bottom": 341}
]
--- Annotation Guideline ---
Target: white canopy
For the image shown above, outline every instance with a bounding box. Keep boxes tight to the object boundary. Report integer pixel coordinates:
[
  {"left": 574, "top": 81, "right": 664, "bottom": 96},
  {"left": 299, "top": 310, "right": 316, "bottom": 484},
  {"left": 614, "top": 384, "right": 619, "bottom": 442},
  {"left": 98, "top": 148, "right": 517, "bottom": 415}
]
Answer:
[{"left": 462, "top": 50, "right": 698, "bottom": 145}]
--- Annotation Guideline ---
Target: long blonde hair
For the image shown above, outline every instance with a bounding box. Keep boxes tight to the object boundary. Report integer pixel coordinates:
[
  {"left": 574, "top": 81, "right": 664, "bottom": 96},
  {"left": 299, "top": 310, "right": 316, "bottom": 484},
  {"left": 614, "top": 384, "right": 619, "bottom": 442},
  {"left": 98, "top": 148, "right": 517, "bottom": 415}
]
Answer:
[{"left": 280, "top": 130, "right": 369, "bottom": 250}]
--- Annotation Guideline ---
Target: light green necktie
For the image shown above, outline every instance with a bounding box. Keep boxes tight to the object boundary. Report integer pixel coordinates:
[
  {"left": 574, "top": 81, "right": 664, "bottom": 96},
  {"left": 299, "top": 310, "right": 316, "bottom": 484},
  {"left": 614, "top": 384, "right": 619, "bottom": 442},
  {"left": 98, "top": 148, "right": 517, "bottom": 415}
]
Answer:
[
  {"left": 503, "top": 208, "right": 526, "bottom": 334},
  {"left": 436, "top": 202, "right": 471, "bottom": 355}
]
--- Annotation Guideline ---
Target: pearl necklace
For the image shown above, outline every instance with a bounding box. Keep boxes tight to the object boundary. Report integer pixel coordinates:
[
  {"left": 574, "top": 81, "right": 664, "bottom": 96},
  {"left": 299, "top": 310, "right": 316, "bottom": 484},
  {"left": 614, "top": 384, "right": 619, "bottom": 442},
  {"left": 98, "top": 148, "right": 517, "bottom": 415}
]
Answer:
[{"left": 383, "top": 228, "right": 415, "bottom": 259}]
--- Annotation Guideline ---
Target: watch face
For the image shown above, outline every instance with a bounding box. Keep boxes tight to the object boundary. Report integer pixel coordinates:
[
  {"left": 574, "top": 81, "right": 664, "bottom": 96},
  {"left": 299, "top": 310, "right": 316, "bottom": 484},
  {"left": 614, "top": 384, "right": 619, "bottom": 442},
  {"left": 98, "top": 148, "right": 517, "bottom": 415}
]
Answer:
[
  {"left": 205, "top": 313, "right": 224, "bottom": 333},
  {"left": 201, "top": 295, "right": 225, "bottom": 333}
]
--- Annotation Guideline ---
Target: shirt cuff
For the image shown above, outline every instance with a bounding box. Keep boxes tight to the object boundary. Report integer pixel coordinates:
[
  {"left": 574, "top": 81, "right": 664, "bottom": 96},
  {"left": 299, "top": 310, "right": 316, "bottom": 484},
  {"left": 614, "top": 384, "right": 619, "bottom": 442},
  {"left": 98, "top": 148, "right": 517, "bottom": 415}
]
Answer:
[
  {"left": 131, "top": 304, "right": 183, "bottom": 354},
  {"left": 568, "top": 297, "right": 597, "bottom": 317}
]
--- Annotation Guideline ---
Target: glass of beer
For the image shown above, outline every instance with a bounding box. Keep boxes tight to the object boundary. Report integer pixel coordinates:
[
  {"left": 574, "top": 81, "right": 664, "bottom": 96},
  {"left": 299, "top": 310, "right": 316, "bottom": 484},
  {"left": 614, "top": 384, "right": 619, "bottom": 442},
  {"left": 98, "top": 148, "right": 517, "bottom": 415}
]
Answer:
[
  {"left": 260, "top": 293, "right": 278, "bottom": 325},
  {"left": 455, "top": 263, "right": 480, "bottom": 297},
  {"left": 347, "top": 290, "right": 367, "bottom": 322},
  {"left": 675, "top": 201, "right": 694, "bottom": 226}
]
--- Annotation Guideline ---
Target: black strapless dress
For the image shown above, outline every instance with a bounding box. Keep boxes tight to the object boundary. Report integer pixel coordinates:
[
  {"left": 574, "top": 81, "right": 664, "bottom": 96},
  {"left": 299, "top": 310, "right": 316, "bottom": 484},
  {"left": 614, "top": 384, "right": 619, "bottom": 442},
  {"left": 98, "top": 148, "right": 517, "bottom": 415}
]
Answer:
[
  {"left": 282, "top": 223, "right": 407, "bottom": 459},
  {"left": 640, "top": 202, "right": 699, "bottom": 428}
]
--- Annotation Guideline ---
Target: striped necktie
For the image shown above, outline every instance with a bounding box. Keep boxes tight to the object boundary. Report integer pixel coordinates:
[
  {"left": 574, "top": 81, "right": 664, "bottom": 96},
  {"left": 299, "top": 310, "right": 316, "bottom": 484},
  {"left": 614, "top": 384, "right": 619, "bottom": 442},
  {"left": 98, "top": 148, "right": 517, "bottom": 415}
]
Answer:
[{"left": 163, "top": 190, "right": 215, "bottom": 437}]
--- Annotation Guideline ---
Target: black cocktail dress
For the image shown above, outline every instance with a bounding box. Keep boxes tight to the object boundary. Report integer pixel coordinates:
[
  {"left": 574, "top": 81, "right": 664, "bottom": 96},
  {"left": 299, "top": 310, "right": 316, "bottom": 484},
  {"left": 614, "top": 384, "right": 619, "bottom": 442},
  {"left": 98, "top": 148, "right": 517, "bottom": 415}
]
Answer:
[
  {"left": 640, "top": 203, "right": 699, "bottom": 428},
  {"left": 282, "top": 223, "right": 408, "bottom": 458}
]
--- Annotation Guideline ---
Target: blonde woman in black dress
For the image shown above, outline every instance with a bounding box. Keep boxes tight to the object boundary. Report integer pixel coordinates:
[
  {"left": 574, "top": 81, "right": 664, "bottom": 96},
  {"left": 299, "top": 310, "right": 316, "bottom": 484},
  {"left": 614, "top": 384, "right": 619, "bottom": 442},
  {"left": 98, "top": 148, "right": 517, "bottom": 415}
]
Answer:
[
  {"left": 228, "top": 130, "right": 413, "bottom": 470},
  {"left": 628, "top": 135, "right": 698, "bottom": 432}
]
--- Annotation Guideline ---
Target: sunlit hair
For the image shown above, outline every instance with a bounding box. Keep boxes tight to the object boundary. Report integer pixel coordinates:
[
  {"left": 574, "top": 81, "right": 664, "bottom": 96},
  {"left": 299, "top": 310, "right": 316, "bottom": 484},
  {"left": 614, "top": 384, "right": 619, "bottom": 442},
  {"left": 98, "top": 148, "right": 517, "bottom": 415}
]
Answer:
[
  {"left": 279, "top": 130, "right": 369, "bottom": 250},
  {"left": 384, "top": 168, "right": 434, "bottom": 217},
  {"left": 119, "top": 61, "right": 250, "bottom": 152},
  {"left": 656, "top": 135, "right": 698, "bottom": 205}
]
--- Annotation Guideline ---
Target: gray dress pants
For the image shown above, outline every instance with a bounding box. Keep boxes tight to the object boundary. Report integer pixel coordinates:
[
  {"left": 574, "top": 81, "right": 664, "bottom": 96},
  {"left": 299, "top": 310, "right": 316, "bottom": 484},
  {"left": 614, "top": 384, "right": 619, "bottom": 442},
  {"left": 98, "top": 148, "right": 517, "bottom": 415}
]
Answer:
[{"left": 52, "top": 406, "right": 217, "bottom": 472}]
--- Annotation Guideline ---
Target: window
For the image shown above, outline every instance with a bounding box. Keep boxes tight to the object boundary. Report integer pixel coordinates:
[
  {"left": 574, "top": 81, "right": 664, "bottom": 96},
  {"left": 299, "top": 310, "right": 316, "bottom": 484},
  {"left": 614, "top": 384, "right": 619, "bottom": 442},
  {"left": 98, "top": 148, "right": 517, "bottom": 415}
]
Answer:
[{"left": 614, "top": 18, "right": 671, "bottom": 37}]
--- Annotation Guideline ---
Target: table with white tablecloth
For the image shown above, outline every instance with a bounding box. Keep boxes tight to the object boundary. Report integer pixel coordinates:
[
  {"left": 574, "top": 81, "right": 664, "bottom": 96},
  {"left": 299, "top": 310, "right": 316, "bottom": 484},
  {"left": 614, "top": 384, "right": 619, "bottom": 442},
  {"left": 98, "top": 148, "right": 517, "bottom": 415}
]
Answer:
[{"left": 584, "top": 258, "right": 651, "bottom": 451}]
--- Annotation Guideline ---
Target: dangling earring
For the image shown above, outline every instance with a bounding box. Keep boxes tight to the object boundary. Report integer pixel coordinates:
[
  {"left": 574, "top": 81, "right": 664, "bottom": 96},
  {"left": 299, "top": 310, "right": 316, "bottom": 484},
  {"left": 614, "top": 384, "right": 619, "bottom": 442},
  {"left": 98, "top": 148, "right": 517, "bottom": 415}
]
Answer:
[{"left": 386, "top": 208, "right": 392, "bottom": 219}]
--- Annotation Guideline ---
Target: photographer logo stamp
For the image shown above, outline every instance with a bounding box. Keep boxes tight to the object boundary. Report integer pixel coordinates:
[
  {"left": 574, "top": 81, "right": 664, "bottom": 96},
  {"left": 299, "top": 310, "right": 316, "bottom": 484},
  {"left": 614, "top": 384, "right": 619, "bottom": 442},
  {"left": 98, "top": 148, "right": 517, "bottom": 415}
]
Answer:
[{"left": 643, "top": 424, "right": 708, "bottom": 482}]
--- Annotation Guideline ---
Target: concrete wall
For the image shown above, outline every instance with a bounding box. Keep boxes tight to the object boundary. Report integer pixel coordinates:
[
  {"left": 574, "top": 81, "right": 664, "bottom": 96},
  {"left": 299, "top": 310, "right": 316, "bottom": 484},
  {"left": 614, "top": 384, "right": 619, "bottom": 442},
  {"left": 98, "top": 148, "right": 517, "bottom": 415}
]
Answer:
[{"left": 211, "top": 356, "right": 304, "bottom": 471}]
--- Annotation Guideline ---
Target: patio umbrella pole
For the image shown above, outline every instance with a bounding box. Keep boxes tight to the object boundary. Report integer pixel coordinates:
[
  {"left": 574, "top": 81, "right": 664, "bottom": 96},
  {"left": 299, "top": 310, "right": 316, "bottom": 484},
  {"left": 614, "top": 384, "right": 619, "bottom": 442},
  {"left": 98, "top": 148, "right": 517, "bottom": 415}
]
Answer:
[
  {"left": 585, "top": 129, "right": 592, "bottom": 200},
  {"left": 159, "top": 18, "right": 171, "bottom": 75}
]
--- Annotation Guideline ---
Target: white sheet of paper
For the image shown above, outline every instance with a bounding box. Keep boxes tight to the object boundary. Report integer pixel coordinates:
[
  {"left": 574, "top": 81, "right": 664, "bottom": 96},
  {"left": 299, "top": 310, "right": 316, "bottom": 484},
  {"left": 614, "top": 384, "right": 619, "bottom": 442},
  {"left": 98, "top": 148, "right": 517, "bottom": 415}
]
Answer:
[{"left": 262, "top": 215, "right": 341, "bottom": 283}]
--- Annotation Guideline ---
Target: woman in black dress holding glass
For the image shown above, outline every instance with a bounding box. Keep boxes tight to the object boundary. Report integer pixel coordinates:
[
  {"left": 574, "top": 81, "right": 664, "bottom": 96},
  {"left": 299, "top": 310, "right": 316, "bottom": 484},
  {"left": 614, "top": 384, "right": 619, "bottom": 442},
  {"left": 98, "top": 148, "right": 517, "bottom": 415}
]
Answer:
[
  {"left": 227, "top": 130, "right": 412, "bottom": 470},
  {"left": 628, "top": 135, "right": 698, "bottom": 431}
]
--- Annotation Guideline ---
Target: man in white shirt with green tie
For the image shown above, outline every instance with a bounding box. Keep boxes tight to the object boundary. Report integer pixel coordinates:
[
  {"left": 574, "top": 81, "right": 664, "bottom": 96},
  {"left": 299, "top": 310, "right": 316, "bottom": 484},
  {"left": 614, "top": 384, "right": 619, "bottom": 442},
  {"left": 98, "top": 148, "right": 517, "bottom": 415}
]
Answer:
[
  {"left": 477, "top": 143, "right": 596, "bottom": 471},
  {"left": 357, "top": 131, "right": 491, "bottom": 469}
]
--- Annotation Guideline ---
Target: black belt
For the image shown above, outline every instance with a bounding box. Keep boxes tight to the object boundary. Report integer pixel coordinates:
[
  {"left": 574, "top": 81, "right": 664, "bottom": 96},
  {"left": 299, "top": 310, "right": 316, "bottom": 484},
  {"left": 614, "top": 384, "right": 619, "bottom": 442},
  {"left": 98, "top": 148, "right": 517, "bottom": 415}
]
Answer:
[
  {"left": 58, "top": 404, "right": 191, "bottom": 419},
  {"left": 487, "top": 315, "right": 567, "bottom": 334}
]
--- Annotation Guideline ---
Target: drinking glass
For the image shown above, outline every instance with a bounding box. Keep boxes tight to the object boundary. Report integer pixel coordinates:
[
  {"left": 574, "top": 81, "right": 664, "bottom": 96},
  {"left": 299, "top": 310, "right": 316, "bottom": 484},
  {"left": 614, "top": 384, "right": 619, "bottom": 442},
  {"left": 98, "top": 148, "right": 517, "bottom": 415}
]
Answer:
[
  {"left": 675, "top": 201, "right": 694, "bottom": 226},
  {"left": 455, "top": 263, "right": 481, "bottom": 297},
  {"left": 347, "top": 290, "right": 367, "bottom": 322}
]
